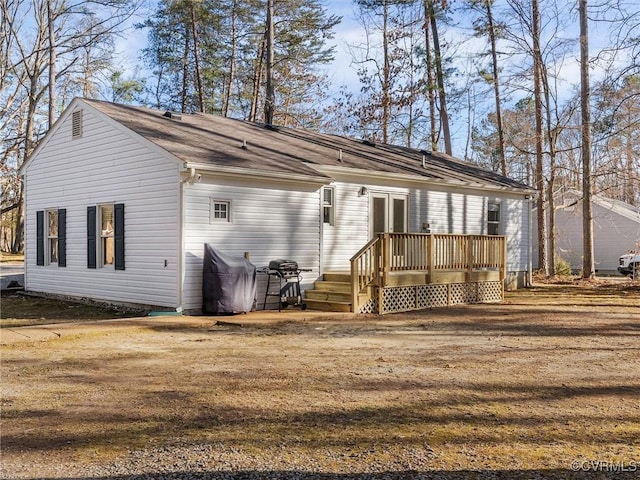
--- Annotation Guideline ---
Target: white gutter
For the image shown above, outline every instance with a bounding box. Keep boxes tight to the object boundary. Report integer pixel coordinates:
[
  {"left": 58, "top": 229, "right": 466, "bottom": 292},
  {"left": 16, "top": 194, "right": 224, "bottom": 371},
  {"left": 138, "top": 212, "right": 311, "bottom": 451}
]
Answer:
[
  {"left": 186, "top": 162, "right": 332, "bottom": 186},
  {"left": 314, "top": 164, "right": 536, "bottom": 196}
]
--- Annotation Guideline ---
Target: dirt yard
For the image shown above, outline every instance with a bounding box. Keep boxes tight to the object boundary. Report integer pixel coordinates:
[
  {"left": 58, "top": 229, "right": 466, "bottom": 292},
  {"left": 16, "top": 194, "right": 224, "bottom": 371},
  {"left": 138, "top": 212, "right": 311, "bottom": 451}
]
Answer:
[{"left": 1, "top": 281, "right": 639, "bottom": 479}]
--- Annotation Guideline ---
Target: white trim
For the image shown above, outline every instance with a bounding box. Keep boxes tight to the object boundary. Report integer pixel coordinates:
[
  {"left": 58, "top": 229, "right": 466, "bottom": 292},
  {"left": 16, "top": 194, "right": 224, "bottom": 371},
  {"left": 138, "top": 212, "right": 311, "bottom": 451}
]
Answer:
[
  {"left": 313, "top": 164, "right": 535, "bottom": 196},
  {"left": 186, "top": 162, "right": 332, "bottom": 186}
]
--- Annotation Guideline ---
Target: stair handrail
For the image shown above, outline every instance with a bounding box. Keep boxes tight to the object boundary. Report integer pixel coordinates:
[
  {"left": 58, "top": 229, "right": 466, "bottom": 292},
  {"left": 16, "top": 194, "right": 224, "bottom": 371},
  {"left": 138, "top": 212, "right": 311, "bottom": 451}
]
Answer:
[{"left": 350, "top": 236, "right": 380, "bottom": 313}]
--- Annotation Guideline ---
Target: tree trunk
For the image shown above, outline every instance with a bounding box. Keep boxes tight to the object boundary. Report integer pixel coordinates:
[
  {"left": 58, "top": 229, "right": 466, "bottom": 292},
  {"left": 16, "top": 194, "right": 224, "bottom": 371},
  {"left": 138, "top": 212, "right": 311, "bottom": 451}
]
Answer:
[
  {"left": 532, "top": 0, "right": 547, "bottom": 276},
  {"left": 423, "top": 0, "right": 437, "bottom": 151},
  {"left": 541, "top": 63, "right": 557, "bottom": 276},
  {"left": 47, "top": 0, "right": 56, "bottom": 127},
  {"left": 249, "top": 34, "right": 266, "bottom": 122},
  {"left": 181, "top": 21, "right": 190, "bottom": 113},
  {"left": 381, "top": 0, "right": 390, "bottom": 144},
  {"left": 189, "top": 1, "right": 205, "bottom": 113},
  {"left": 485, "top": 0, "right": 506, "bottom": 176},
  {"left": 264, "top": 0, "right": 275, "bottom": 125},
  {"left": 580, "top": 0, "right": 594, "bottom": 279},
  {"left": 427, "top": 0, "right": 452, "bottom": 155},
  {"left": 223, "top": 0, "right": 238, "bottom": 117}
]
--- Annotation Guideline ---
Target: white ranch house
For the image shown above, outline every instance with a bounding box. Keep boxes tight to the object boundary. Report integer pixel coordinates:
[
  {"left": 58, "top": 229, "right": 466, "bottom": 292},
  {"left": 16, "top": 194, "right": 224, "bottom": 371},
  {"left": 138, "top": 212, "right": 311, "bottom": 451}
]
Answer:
[{"left": 20, "top": 98, "right": 534, "bottom": 314}]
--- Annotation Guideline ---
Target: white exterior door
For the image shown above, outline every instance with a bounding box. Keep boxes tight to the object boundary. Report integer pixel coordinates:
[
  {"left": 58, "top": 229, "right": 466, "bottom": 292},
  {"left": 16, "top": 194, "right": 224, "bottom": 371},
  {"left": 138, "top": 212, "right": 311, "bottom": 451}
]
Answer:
[{"left": 371, "top": 193, "right": 408, "bottom": 238}]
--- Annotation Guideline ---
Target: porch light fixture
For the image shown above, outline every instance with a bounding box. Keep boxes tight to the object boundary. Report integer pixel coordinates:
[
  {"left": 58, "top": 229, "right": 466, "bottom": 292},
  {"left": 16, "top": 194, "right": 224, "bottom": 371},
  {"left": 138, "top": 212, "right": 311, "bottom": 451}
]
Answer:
[{"left": 359, "top": 186, "right": 368, "bottom": 196}]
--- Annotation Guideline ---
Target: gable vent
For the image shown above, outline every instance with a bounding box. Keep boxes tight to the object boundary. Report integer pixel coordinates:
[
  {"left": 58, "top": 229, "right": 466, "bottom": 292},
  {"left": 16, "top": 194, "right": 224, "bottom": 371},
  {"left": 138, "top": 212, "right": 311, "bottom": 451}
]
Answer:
[{"left": 72, "top": 110, "right": 83, "bottom": 138}]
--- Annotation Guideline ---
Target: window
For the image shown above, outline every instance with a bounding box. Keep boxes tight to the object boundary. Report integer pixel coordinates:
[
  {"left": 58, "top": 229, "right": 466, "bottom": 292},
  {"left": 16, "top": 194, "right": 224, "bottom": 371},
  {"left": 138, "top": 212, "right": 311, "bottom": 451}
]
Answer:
[
  {"left": 323, "top": 187, "right": 335, "bottom": 226},
  {"left": 88, "top": 203, "right": 124, "bottom": 270},
  {"left": 100, "top": 205, "right": 115, "bottom": 266},
  {"left": 47, "top": 210, "right": 58, "bottom": 264},
  {"left": 488, "top": 202, "right": 501, "bottom": 235},
  {"left": 37, "top": 209, "right": 65, "bottom": 267},
  {"left": 210, "top": 200, "right": 230, "bottom": 223}
]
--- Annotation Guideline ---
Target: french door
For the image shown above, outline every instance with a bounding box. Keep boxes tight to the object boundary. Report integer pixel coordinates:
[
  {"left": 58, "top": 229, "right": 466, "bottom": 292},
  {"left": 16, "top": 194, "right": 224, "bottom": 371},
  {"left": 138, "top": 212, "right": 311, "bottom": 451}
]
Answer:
[{"left": 370, "top": 193, "right": 408, "bottom": 238}]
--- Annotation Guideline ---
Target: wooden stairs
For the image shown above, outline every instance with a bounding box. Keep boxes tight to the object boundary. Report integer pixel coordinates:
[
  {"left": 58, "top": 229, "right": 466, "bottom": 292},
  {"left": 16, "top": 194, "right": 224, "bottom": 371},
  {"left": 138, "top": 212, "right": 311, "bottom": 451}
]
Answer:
[{"left": 304, "top": 272, "right": 353, "bottom": 312}]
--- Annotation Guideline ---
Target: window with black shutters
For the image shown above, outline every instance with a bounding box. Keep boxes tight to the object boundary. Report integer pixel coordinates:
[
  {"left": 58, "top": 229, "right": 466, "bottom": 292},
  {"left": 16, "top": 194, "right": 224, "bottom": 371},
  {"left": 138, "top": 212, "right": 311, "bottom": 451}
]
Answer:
[{"left": 88, "top": 203, "right": 124, "bottom": 270}]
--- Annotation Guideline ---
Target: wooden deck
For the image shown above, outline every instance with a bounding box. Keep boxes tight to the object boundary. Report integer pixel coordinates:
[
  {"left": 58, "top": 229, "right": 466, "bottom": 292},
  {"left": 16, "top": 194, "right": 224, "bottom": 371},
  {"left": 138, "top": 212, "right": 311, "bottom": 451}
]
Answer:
[{"left": 348, "top": 233, "right": 506, "bottom": 314}]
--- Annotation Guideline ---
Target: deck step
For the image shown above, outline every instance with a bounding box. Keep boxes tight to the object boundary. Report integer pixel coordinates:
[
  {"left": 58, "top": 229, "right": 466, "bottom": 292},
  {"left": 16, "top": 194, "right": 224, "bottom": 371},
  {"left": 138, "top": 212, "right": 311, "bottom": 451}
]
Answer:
[
  {"left": 304, "top": 299, "right": 352, "bottom": 312},
  {"left": 322, "top": 271, "right": 351, "bottom": 283},
  {"left": 305, "top": 290, "right": 351, "bottom": 303},
  {"left": 313, "top": 280, "right": 351, "bottom": 293},
  {"left": 303, "top": 271, "right": 353, "bottom": 312}
]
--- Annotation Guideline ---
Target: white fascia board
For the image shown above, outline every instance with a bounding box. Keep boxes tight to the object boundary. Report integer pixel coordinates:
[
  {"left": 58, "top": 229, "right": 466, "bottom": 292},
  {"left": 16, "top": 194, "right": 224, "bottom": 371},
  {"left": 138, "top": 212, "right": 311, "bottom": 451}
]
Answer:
[
  {"left": 313, "top": 164, "right": 535, "bottom": 196},
  {"left": 185, "top": 162, "right": 333, "bottom": 186}
]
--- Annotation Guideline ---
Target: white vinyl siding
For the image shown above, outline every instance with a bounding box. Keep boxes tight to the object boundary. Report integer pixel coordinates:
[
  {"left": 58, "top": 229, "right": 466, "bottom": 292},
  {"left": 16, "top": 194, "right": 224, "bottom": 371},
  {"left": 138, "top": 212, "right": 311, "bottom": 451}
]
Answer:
[
  {"left": 182, "top": 176, "right": 321, "bottom": 311},
  {"left": 322, "top": 182, "right": 370, "bottom": 270},
  {"left": 501, "top": 196, "right": 530, "bottom": 272},
  {"left": 322, "top": 179, "right": 529, "bottom": 275},
  {"left": 23, "top": 105, "right": 181, "bottom": 308}
]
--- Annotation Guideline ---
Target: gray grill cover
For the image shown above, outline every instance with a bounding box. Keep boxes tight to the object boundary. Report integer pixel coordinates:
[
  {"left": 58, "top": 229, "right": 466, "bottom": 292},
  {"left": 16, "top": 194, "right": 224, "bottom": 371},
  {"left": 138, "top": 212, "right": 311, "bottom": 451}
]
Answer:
[{"left": 203, "top": 244, "right": 257, "bottom": 314}]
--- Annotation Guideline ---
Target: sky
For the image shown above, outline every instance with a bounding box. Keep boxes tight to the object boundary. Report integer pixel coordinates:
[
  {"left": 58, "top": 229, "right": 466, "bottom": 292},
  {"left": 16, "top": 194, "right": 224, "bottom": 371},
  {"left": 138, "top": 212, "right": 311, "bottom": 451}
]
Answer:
[
  {"left": 112, "top": 0, "right": 635, "bottom": 158},
  {"left": 115, "top": 0, "right": 365, "bottom": 91}
]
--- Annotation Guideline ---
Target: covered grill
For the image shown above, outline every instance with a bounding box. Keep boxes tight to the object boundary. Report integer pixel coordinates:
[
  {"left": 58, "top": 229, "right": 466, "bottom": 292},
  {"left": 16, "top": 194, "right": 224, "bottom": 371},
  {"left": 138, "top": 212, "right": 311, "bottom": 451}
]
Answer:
[
  {"left": 263, "top": 259, "right": 309, "bottom": 310},
  {"left": 202, "top": 244, "right": 257, "bottom": 314}
]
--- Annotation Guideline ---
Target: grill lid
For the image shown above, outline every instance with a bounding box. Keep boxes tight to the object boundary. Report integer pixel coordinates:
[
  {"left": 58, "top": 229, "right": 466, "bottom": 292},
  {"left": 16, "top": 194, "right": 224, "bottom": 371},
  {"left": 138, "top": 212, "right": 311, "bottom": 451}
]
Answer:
[{"left": 269, "top": 259, "right": 299, "bottom": 271}]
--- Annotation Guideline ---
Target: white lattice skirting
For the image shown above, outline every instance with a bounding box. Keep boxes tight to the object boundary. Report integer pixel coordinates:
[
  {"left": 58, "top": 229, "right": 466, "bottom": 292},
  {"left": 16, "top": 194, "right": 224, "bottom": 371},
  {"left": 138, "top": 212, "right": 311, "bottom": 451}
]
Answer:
[{"left": 372, "top": 281, "right": 503, "bottom": 314}]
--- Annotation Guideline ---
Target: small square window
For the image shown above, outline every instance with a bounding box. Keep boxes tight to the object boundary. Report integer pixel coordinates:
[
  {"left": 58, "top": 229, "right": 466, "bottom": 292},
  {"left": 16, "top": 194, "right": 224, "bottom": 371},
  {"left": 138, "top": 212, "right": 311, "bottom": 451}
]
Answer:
[
  {"left": 323, "top": 187, "right": 335, "bottom": 226},
  {"left": 210, "top": 200, "right": 231, "bottom": 223}
]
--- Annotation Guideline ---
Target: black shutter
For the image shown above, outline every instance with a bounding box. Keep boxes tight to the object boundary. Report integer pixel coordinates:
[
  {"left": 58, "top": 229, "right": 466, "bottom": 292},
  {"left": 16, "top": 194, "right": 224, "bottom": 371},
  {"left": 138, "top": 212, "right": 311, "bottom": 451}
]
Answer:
[
  {"left": 36, "top": 210, "right": 44, "bottom": 266},
  {"left": 114, "top": 203, "right": 125, "bottom": 270},
  {"left": 58, "top": 209, "right": 66, "bottom": 267},
  {"left": 87, "top": 206, "right": 96, "bottom": 269}
]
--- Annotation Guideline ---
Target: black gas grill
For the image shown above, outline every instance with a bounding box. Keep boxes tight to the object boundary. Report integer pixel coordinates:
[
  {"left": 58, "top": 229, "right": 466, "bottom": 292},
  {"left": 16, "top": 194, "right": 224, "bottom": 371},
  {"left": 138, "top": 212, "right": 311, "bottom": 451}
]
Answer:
[{"left": 263, "top": 259, "right": 309, "bottom": 310}]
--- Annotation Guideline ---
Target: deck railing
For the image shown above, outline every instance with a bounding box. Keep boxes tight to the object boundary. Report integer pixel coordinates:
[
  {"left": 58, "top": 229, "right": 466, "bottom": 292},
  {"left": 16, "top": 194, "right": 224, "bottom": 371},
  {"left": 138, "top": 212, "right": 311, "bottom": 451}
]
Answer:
[{"left": 350, "top": 233, "right": 506, "bottom": 312}]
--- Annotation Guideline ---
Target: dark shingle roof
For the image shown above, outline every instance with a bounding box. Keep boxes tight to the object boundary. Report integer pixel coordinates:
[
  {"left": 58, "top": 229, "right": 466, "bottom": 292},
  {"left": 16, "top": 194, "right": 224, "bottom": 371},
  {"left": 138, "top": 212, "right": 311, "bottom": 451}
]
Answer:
[{"left": 86, "top": 99, "right": 529, "bottom": 190}]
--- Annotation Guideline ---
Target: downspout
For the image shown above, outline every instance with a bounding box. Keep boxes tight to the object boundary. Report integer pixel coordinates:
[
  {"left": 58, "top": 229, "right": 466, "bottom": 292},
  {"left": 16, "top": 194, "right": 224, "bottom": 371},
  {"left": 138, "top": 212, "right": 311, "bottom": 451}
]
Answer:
[
  {"left": 527, "top": 194, "right": 533, "bottom": 287},
  {"left": 319, "top": 187, "right": 324, "bottom": 277},
  {"left": 177, "top": 172, "right": 185, "bottom": 313}
]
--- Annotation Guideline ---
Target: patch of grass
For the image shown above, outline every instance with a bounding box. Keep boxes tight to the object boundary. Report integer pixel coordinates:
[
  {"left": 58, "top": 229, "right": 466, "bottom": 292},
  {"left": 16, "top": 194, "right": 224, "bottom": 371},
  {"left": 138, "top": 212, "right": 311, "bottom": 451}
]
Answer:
[{"left": 0, "top": 293, "right": 141, "bottom": 327}]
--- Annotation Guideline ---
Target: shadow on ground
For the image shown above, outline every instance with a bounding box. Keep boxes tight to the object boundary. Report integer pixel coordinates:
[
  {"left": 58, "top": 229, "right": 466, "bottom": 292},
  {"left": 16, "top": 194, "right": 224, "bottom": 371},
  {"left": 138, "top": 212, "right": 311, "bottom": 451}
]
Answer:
[{"left": 31, "top": 469, "right": 640, "bottom": 479}]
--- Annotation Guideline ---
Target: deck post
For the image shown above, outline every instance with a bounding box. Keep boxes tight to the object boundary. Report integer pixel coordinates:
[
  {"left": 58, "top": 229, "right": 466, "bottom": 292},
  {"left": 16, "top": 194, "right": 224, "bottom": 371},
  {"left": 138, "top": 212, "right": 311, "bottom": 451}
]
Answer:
[
  {"left": 350, "top": 259, "right": 358, "bottom": 313},
  {"left": 466, "top": 236, "right": 474, "bottom": 282},
  {"left": 427, "top": 234, "right": 434, "bottom": 283},
  {"left": 382, "top": 233, "right": 390, "bottom": 287},
  {"left": 500, "top": 236, "right": 507, "bottom": 282}
]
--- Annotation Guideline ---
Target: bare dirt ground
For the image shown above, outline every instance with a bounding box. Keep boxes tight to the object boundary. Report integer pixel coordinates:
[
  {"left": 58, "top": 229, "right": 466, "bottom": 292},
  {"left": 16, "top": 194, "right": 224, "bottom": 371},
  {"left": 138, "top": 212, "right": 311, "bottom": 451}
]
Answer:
[{"left": 1, "top": 281, "right": 639, "bottom": 479}]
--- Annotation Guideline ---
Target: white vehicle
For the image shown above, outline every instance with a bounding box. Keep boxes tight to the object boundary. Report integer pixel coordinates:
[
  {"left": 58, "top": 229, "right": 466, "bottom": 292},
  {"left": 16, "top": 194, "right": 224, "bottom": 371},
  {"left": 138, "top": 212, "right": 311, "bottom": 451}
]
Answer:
[{"left": 618, "top": 252, "right": 640, "bottom": 277}]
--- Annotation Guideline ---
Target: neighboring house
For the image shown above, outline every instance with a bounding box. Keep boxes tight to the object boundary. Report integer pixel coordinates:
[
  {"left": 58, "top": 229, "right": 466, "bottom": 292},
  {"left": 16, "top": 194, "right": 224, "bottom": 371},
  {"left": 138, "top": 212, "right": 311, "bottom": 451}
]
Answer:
[
  {"left": 20, "top": 98, "right": 533, "bottom": 313},
  {"left": 533, "top": 190, "right": 640, "bottom": 275}
]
